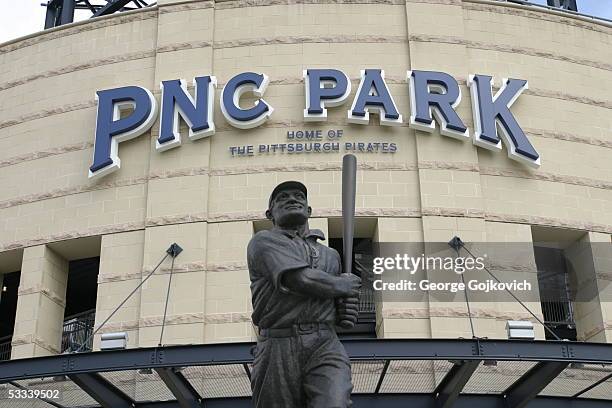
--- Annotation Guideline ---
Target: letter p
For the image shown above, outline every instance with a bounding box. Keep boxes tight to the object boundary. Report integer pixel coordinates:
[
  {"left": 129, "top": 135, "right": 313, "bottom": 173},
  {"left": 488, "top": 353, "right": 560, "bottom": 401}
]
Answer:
[
  {"left": 89, "top": 86, "right": 157, "bottom": 179},
  {"left": 303, "top": 69, "right": 351, "bottom": 122}
]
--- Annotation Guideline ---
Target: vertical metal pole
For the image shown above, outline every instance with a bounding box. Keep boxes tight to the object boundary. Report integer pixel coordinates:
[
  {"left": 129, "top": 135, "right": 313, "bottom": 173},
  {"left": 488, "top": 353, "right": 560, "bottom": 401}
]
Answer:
[
  {"left": 60, "top": 0, "right": 76, "bottom": 26},
  {"left": 44, "top": 0, "right": 60, "bottom": 29}
]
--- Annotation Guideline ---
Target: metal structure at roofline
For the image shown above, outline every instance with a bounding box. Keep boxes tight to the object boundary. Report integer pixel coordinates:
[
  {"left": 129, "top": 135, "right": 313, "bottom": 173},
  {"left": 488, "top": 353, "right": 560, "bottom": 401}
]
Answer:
[
  {"left": 42, "top": 0, "right": 611, "bottom": 30},
  {"left": 0, "top": 338, "right": 611, "bottom": 408},
  {"left": 44, "top": 0, "right": 155, "bottom": 29},
  {"left": 547, "top": 0, "right": 578, "bottom": 11}
]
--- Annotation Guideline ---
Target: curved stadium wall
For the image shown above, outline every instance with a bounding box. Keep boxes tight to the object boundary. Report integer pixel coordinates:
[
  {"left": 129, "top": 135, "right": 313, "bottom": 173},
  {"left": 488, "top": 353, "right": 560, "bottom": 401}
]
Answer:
[{"left": 0, "top": 0, "right": 610, "bottom": 362}]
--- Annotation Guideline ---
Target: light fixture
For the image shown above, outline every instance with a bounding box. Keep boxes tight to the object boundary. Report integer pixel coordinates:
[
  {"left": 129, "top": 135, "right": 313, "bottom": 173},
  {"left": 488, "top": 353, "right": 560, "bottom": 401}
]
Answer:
[
  {"left": 506, "top": 320, "right": 535, "bottom": 340},
  {"left": 2, "top": 286, "right": 6, "bottom": 292},
  {"left": 100, "top": 332, "right": 129, "bottom": 351}
]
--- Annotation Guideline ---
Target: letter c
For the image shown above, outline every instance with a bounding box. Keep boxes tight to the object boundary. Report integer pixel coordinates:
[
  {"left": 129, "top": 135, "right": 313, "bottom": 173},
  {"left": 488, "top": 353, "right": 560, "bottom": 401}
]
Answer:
[{"left": 221, "top": 72, "right": 274, "bottom": 129}]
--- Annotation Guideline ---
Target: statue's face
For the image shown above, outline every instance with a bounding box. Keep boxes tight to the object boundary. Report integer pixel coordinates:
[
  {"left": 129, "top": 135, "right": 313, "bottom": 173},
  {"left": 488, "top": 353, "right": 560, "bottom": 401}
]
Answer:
[{"left": 268, "top": 188, "right": 311, "bottom": 227}]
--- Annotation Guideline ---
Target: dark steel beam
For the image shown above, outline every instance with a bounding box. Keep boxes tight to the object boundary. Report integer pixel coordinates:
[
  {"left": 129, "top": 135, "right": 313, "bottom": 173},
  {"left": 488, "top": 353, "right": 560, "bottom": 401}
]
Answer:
[
  {"left": 155, "top": 368, "right": 202, "bottom": 408},
  {"left": 59, "top": 0, "right": 76, "bottom": 25},
  {"left": 79, "top": 0, "right": 98, "bottom": 14},
  {"left": 68, "top": 372, "right": 133, "bottom": 408},
  {"left": 1, "top": 340, "right": 611, "bottom": 384},
  {"left": 44, "top": 1, "right": 59, "bottom": 29},
  {"left": 242, "top": 363, "right": 251, "bottom": 381},
  {"left": 0, "top": 343, "right": 254, "bottom": 382},
  {"left": 434, "top": 360, "right": 481, "bottom": 408},
  {"left": 573, "top": 372, "right": 612, "bottom": 398},
  {"left": 374, "top": 360, "right": 390, "bottom": 394},
  {"left": 92, "top": 0, "right": 133, "bottom": 17},
  {"left": 503, "top": 361, "right": 570, "bottom": 408},
  {"left": 134, "top": 394, "right": 612, "bottom": 408}
]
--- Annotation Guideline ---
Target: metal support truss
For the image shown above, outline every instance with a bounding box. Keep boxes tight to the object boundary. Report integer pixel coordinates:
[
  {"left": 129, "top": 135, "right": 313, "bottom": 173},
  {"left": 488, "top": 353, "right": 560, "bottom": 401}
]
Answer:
[
  {"left": 374, "top": 360, "right": 390, "bottom": 394},
  {"left": 45, "top": 0, "right": 76, "bottom": 29},
  {"left": 135, "top": 395, "right": 612, "bottom": 408},
  {"left": 155, "top": 368, "right": 203, "bottom": 408},
  {"left": 503, "top": 361, "right": 570, "bottom": 408},
  {"left": 68, "top": 372, "right": 134, "bottom": 408},
  {"left": 1, "top": 339, "right": 611, "bottom": 383},
  {"left": 434, "top": 360, "right": 481, "bottom": 408},
  {"left": 44, "top": 0, "right": 152, "bottom": 29},
  {"left": 1, "top": 340, "right": 610, "bottom": 408},
  {"left": 92, "top": 0, "right": 138, "bottom": 17},
  {"left": 547, "top": 0, "right": 578, "bottom": 12},
  {"left": 574, "top": 372, "right": 612, "bottom": 398}
]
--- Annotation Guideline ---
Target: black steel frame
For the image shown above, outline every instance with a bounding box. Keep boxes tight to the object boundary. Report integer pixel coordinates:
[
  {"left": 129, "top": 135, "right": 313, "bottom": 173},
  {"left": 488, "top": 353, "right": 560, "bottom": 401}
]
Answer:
[
  {"left": 44, "top": 0, "right": 153, "bottom": 29},
  {"left": 0, "top": 339, "right": 611, "bottom": 408}
]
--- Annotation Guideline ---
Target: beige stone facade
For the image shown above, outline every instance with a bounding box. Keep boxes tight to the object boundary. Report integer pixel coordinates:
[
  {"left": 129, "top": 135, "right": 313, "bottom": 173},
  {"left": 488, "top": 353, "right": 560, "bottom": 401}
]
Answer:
[{"left": 0, "top": 0, "right": 610, "bottom": 358}]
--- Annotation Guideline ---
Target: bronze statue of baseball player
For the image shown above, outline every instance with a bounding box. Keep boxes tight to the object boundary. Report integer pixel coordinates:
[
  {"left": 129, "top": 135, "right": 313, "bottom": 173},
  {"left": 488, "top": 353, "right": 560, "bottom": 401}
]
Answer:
[{"left": 248, "top": 181, "right": 361, "bottom": 408}]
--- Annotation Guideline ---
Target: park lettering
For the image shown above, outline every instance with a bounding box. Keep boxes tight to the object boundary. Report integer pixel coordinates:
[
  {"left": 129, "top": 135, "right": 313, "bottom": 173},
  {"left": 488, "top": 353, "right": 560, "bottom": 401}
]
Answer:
[{"left": 89, "top": 69, "right": 540, "bottom": 179}]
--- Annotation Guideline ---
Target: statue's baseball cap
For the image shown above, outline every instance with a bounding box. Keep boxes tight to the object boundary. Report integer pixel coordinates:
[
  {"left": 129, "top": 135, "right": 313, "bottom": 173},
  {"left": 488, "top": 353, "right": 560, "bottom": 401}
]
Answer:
[{"left": 268, "top": 181, "right": 308, "bottom": 209}]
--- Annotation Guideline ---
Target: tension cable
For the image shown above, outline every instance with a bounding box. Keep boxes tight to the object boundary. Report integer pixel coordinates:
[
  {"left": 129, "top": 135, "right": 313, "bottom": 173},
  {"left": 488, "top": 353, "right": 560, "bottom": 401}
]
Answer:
[
  {"left": 449, "top": 236, "right": 562, "bottom": 341},
  {"left": 74, "top": 243, "right": 183, "bottom": 353}
]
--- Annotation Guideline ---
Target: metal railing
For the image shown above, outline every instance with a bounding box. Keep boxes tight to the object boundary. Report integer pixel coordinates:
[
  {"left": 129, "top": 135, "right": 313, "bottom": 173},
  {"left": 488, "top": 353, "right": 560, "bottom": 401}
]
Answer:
[
  {"left": 0, "top": 336, "right": 11, "bottom": 361},
  {"left": 354, "top": 258, "right": 375, "bottom": 314},
  {"left": 61, "top": 309, "right": 96, "bottom": 353},
  {"left": 541, "top": 300, "right": 575, "bottom": 326}
]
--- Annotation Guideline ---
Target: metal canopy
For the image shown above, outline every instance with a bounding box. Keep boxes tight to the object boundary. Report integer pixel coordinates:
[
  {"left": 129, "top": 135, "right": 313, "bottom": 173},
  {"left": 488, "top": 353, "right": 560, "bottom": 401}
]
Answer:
[{"left": 0, "top": 339, "right": 610, "bottom": 408}]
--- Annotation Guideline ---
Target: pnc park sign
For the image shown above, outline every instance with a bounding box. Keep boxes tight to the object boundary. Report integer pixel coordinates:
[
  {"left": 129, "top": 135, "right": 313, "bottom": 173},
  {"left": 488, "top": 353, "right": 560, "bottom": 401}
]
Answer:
[{"left": 89, "top": 69, "right": 541, "bottom": 179}]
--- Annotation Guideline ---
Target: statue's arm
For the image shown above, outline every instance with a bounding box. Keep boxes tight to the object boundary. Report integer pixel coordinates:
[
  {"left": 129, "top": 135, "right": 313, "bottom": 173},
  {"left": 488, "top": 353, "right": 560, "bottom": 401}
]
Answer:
[{"left": 282, "top": 267, "right": 361, "bottom": 299}]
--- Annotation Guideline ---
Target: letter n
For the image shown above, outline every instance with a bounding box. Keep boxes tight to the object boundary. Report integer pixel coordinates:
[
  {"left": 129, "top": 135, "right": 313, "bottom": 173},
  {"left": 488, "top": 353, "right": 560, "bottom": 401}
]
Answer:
[{"left": 158, "top": 76, "right": 217, "bottom": 151}]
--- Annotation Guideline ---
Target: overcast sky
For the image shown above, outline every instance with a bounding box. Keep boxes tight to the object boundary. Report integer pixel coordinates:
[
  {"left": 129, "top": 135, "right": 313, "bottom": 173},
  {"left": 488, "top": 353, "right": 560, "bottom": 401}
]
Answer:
[{"left": 0, "top": 0, "right": 610, "bottom": 44}]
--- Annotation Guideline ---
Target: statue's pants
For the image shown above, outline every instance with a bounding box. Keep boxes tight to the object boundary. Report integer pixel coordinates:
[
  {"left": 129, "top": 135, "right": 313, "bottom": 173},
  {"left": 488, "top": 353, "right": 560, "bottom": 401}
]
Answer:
[{"left": 251, "top": 326, "right": 352, "bottom": 408}]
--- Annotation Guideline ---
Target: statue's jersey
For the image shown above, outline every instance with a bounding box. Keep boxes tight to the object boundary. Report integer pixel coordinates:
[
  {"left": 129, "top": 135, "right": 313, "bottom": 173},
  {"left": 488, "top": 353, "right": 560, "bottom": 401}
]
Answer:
[{"left": 247, "top": 228, "right": 341, "bottom": 329}]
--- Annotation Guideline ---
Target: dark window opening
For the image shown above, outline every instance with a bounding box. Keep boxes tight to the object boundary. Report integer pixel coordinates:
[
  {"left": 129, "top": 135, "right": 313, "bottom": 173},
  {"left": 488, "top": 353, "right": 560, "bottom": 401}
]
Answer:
[
  {"left": 62, "top": 257, "right": 99, "bottom": 353},
  {"left": 329, "top": 238, "right": 376, "bottom": 338},
  {"left": 0, "top": 271, "right": 20, "bottom": 361},
  {"left": 534, "top": 247, "right": 577, "bottom": 341}
]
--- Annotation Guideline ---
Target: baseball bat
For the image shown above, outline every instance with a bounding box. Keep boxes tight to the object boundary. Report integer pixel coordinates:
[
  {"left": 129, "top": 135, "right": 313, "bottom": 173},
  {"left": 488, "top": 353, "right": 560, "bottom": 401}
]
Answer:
[
  {"left": 342, "top": 154, "right": 357, "bottom": 276},
  {"left": 339, "top": 154, "right": 357, "bottom": 329}
]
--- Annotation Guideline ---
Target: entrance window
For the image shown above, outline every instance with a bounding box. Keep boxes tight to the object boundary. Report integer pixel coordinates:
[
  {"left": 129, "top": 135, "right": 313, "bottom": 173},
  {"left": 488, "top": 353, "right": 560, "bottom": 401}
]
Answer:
[
  {"left": 61, "top": 257, "right": 99, "bottom": 353},
  {"left": 328, "top": 217, "right": 378, "bottom": 339},
  {"left": 0, "top": 271, "right": 20, "bottom": 361},
  {"left": 533, "top": 245, "right": 577, "bottom": 341}
]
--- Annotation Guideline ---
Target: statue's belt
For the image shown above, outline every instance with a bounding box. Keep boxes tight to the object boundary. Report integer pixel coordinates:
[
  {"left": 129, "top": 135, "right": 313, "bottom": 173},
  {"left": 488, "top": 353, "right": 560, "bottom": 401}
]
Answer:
[{"left": 259, "top": 322, "right": 334, "bottom": 338}]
